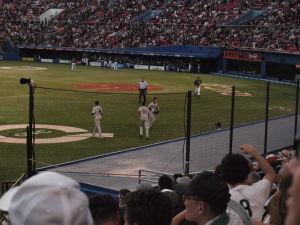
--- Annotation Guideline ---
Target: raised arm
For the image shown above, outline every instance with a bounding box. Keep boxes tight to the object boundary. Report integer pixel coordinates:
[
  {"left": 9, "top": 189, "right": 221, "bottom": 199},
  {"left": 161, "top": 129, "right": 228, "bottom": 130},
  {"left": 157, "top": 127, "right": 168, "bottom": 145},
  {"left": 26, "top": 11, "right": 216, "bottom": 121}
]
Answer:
[{"left": 240, "top": 144, "right": 275, "bottom": 184}]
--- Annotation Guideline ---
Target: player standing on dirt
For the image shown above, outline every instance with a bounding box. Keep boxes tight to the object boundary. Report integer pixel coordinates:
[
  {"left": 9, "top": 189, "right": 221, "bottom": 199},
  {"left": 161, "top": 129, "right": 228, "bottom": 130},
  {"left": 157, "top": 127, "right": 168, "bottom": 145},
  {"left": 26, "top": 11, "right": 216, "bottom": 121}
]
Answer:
[
  {"left": 138, "top": 77, "right": 148, "bottom": 104},
  {"left": 194, "top": 77, "right": 202, "bottom": 99}
]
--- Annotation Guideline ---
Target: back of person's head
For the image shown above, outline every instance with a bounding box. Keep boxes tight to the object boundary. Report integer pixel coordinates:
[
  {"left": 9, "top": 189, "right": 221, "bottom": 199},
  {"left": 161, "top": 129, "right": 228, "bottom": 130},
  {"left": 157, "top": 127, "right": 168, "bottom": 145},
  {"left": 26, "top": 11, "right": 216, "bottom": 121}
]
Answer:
[
  {"left": 158, "top": 175, "right": 173, "bottom": 190},
  {"left": 89, "top": 194, "right": 119, "bottom": 225},
  {"left": 125, "top": 189, "right": 172, "bottom": 225},
  {"left": 0, "top": 171, "right": 93, "bottom": 225},
  {"left": 220, "top": 153, "right": 251, "bottom": 185}
]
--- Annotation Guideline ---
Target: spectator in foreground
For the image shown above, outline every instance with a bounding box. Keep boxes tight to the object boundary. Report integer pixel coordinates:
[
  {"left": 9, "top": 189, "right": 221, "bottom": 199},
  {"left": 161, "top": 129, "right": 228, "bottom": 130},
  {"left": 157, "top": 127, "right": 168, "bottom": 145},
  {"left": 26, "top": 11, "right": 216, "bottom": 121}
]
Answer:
[
  {"left": 285, "top": 158, "right": 300, "bottom": 225},
  {"left": 124, "top": 189, "right": 172, "bottom": 225},
  {"left": 220, "top": 144, "right": 275, "bottom": 222},
  {"left": 0, "top": 171, "right": 93, "bottom": 225},
  {"left": 89, "top": 194, "right": 120, "bottom": 225},
  {"left": 172, "top": 171, "right": 231, "bottom": 225}
]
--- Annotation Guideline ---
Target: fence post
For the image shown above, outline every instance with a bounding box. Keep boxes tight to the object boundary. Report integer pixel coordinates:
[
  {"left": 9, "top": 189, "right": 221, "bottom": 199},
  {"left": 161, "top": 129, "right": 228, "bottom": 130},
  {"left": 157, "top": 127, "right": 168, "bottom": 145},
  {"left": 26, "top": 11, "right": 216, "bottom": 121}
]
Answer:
[
  {"left": 184, "top": 91, "right": 192, "bottom": 174},
  {"left": 264, "top": 82, "right": 270, "bottom": 154},
  {"left": 294, "top": 80, "right": 300, "bottom": 146},
  {"left": 27, "top": 84, "right": 34, "bottom": 178},
  {"left": 229, "top": 86, "right": 235, "bottom": 154}
]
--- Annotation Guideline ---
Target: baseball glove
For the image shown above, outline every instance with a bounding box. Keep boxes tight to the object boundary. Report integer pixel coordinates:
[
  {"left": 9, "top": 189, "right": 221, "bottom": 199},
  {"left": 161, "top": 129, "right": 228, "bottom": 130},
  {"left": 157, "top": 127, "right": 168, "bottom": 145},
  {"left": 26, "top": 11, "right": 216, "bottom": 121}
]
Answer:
[{"left": 154, "top": 109, "right": 159, "bottom": 114}]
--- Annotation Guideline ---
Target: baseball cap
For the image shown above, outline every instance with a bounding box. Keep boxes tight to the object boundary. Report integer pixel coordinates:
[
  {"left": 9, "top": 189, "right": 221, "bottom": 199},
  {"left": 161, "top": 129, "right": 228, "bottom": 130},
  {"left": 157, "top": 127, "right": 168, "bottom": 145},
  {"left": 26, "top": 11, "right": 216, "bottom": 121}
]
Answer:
[
  {"left": 174, "top": 171, "right": 230, "bottom": 204},
  {"left": 0, "top": 171, "right": 93, "bottom": 225},
  {"left": 95, "top": 100, "right": 100, "bottom": 104},
  {"left": 279, "top": 149, "right": 291, "bottom": 158}
]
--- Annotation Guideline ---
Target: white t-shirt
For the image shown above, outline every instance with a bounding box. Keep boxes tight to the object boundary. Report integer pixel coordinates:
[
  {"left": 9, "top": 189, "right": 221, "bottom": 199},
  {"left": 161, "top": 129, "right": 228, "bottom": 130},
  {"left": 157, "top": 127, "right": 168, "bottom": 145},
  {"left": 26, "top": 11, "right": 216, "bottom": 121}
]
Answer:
[
  {"left": 229, "top": 179, "right": 271, "bottom": 221},
  {"left": 92, "top": 105, "right": 103, "bottom": 118}
]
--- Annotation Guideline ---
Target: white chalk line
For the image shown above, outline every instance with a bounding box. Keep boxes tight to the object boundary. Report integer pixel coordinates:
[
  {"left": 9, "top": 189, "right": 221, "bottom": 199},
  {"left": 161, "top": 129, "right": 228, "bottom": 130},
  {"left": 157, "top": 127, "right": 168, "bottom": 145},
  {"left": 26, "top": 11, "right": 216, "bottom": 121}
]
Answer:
[{"left": 0, "top": 124, "right": 114, "bottom": 144}]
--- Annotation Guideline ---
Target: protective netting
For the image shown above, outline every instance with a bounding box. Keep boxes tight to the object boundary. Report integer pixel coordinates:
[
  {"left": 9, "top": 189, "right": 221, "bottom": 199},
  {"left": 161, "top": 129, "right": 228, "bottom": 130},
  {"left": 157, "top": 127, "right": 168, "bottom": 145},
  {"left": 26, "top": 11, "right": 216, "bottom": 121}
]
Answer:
[
  {"left": 28, "top": 83, "right": 300, "bottom": 176},
  {"left": 33, "top": 87, "right": 187, "bottom": 176}
]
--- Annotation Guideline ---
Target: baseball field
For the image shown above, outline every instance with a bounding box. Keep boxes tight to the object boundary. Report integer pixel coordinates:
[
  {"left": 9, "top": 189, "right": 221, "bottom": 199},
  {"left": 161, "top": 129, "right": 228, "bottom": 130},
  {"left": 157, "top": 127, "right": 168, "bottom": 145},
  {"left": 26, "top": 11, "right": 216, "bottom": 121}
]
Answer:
[{"left": 0, "top": 60, "right": 297, "bottom": 187}]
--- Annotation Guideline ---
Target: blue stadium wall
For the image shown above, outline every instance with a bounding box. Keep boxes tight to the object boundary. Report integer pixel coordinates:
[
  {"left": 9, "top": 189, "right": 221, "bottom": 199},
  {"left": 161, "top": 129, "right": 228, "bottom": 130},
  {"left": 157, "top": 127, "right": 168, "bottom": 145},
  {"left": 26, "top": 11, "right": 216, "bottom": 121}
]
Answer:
[{"left": 3, "top": 45, "right": 300, "bottom": 81}]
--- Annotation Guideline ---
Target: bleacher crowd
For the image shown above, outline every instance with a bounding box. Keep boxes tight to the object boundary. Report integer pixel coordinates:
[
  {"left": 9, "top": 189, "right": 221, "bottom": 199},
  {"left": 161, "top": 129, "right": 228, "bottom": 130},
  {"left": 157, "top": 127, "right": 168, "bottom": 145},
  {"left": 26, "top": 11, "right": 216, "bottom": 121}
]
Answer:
[
  {"left": 0, "top": 0, "right": 299, "bottom": 52},
  {"left": 1, "top": 143, "right": 300, "bottom": 225}
]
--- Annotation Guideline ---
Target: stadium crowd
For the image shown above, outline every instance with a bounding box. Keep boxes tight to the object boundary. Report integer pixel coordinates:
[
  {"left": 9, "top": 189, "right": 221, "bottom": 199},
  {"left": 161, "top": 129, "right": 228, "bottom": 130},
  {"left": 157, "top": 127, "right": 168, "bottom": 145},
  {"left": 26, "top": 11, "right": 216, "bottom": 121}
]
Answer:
[
  {"left": 0, "top": 0, "right": 299, "bottom": 52},
  {"left": 1, "top": 144, "right": 300, "bottom": 225}
]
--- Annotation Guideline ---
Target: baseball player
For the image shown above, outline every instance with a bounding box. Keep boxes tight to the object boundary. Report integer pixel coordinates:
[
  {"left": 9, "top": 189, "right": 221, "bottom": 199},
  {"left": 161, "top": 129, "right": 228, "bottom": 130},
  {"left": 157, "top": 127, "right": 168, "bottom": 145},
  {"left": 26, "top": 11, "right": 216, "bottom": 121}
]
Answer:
[
  {"left": 148, "top": 97, "right": 159, "bottom": 128},
  {"left": 138, "top": 77, "right": 148, "bottom": 104},
  {"left": 71, "top": 59, "right": 76, "bottom": 71},
  {"left": 194, "top": 77, "right": 202, "bottom": 98},
  {"left": 138, "top": 102, "right": 150, "bottom": 139},
  {"left": 91, "top": 100, "right": 103, "bottom": 138}
]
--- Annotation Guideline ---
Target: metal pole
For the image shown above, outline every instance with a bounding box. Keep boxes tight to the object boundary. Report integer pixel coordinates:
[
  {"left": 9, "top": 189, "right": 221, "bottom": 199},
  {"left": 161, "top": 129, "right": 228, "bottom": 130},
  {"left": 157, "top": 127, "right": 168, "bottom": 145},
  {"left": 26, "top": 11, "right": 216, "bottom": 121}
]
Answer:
[
  {"left": 264, "top": 82, "right": 270, "bottom": 154},
  {"left": 294, "top": 80, "right": 299, "bottom": 146},
  {"left": 229, "top": 86, "right": 235, "bottom": 154},
  {"left": 184, "top": 91, "right": 192, "bottom": 174},
  {"left": 27, "top": 84, "right": 34, "bottom": 177}
]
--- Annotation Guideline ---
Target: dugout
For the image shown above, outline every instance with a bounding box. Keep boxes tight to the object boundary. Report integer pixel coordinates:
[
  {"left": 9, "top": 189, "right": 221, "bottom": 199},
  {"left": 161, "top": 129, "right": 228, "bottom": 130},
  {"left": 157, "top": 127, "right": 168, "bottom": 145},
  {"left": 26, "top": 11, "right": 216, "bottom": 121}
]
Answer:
[
  {"left": 18, "top": 45, "right": 222, "bottom": 73},
  {"left": 223, "top": 49, "right": 300, "bottom": 82}
]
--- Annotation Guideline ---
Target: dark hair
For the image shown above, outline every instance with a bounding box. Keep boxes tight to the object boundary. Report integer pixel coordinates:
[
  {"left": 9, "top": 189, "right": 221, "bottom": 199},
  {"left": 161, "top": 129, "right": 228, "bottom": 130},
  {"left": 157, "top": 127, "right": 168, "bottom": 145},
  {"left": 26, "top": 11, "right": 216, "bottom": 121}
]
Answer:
[
  {"left": 89, "top": 194, "right": 119, "bottom": 224},
  {"left": 125, "top": 190, "right": 172, "bottom": 225},
  {"left": 120, "top": 189, "right": 131, "bottom": 198},
  {"left": 153, "top": 97, "right": 158, "bottom": 101},
  {"left": 158, "top": 175, "right": 173, "bottom": 190},
  {"left": 220, "top": 153, "right": 251, "bottom": 185}
]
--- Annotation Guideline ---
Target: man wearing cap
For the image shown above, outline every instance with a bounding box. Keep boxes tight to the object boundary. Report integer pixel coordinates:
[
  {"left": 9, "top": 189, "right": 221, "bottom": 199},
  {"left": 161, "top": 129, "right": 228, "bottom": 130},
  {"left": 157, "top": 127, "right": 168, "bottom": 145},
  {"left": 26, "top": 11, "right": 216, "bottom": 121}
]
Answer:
[
  {"left": 92, "top": 100, "right": 103, "bottom": 138},
  {"left": 174, "top": 171, "right": 231, "bottom": 225}
]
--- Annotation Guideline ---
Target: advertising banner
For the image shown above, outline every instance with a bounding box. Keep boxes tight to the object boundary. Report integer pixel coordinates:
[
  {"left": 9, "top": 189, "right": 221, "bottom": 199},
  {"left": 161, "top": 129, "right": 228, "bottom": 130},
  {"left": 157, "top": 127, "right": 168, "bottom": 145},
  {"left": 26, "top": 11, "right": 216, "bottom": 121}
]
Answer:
[
  {"left": 134, "top": 65, "right": 149, "bottom": 70},
  {"left": 150, "top": 65, "right": 165, "bottom": 71}
]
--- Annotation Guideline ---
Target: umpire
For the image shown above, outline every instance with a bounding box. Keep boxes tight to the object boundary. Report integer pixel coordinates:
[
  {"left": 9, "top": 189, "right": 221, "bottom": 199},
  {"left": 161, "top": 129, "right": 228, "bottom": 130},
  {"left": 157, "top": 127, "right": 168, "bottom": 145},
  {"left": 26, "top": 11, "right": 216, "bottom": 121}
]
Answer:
[{"left": 138, "top": 77, "right": 148, "bottom": 104}]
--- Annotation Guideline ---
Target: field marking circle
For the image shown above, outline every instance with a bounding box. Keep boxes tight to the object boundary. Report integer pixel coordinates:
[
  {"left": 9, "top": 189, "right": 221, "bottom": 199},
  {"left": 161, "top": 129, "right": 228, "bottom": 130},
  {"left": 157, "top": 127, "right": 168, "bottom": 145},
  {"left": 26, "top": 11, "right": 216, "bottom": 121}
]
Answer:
[{"left": 0, "top": 124, "right": 90, "bottom": 144}]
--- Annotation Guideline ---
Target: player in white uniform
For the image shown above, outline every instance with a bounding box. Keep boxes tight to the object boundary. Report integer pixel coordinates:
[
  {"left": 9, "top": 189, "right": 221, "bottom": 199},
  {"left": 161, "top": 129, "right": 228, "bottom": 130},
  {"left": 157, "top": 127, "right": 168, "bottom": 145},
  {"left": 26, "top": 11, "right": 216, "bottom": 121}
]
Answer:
[
  {"left": 113, "top": 61, "right": 118, "bottom": 70},
  {"left": 71, "top": 59, "right": 76, "bottom": 71},
  {"left": 148, "top": 97, "right": 159, "bottom": 129},
  {"left": 91, "top": 100, "right": 103, "bottom": 138},
  {"left": 194, "top": 77, "right": 202, "bottom": 98},
  {"left": 138, "top": 102, "right": 150, "bottom": 139},
  {"left": 220, "top": 144, "right": 275, "bottom": 222}
]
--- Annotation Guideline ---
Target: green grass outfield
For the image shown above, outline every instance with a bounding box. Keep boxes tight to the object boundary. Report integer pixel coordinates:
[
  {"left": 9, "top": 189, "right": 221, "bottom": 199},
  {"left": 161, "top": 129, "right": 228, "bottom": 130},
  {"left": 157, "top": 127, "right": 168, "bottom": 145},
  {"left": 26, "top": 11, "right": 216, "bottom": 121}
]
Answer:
[{"left": 0, "top": 60, "right": 297, "bottom": 187}]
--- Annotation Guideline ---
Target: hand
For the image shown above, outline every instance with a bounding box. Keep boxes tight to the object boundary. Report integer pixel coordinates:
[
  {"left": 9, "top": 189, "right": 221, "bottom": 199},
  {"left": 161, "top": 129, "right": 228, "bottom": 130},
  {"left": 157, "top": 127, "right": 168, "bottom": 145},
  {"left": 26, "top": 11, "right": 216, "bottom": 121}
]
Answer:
[{"left": 240, "top": 144, "right": 257, "bottom": 155}]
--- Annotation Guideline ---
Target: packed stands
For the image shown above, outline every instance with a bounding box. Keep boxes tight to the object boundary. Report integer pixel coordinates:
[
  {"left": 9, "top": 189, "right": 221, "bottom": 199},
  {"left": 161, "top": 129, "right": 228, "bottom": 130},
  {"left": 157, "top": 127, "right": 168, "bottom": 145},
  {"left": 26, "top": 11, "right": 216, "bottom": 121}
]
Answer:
[{"left": 0, "top": 0, "right": 299, "bottom": 52}]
